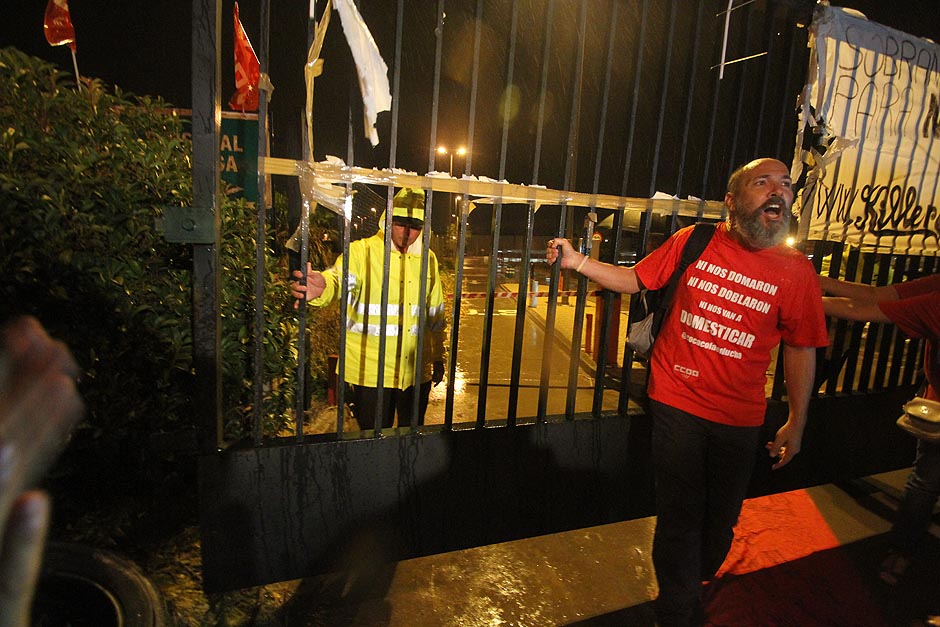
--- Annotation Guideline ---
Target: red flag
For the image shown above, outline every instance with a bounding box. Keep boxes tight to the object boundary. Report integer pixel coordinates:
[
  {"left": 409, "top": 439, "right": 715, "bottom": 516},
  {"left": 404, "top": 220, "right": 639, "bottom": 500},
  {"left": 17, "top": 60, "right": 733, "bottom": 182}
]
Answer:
[
  {"left": 44, "top": 0, "right": 76, "bottom": 52},
  {"left": 228, "top": 2, "right": 260, "bottom": 112}
]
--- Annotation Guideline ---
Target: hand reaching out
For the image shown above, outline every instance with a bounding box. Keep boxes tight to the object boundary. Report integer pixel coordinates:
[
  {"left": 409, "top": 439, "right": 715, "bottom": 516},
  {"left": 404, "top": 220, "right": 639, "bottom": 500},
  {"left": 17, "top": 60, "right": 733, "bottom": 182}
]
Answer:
[
  {"left": 290, "top": 263, "right": 327, "bottom": 309},
  {"left": 545, "top": 238, "right": 579, "bottom": 269},
  {"left": 0, "top": 316, "right": 84, "bottom": 627}
]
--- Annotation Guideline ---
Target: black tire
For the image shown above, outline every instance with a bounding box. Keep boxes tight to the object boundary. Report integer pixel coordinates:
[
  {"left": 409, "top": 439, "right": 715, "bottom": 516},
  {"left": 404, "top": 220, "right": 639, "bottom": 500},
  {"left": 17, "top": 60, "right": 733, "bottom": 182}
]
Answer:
[{"left": 32, "top": 542, "right": 170, "bottom": 627}]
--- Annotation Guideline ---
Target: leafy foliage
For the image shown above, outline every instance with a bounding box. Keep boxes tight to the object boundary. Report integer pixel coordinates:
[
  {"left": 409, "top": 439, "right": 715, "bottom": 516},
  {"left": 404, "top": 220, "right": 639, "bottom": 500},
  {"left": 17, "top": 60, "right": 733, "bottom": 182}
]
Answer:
[
  {"left": 0, "top": 48, "right": 337, "bottom": 454},
  {"left": 0, "top": 48, "right": 196, "bottom": 439}
]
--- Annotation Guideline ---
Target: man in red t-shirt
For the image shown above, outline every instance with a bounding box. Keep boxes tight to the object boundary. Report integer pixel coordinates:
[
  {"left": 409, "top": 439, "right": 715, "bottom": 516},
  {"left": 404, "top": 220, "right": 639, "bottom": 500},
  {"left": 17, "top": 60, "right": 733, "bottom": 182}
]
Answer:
[
  {"left": 548, "top": 158, "right": 829, "bottom": 626},
  {"left": 821, "top": 273, "right": 940, "bottom": 590}
]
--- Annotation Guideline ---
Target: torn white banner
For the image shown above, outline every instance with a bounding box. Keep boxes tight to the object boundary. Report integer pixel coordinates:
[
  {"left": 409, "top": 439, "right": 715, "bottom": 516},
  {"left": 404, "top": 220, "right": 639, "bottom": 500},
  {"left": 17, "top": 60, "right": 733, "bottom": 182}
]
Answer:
[
  {"left": 333, "top": 0, "right": 392, "bottom": 146},
  {"left": 791, "top": 5, "right": 940, "bottom": 253}
]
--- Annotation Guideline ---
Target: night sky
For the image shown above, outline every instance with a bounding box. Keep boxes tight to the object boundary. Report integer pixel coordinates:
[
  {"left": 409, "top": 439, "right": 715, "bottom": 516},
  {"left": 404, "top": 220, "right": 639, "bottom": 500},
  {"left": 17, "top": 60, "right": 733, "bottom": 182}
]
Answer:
[{"left": 3, "top": 0, "right": 939, "bottom": 197}]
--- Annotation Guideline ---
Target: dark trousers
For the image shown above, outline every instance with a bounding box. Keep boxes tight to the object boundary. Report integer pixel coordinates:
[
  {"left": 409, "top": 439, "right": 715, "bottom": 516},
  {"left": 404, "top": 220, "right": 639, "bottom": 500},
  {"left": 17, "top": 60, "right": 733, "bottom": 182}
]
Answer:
[
  {"left": 649, "top": 400, "right": 760, "bottom": 627},
  {"left": 890, "top": 439, "right": 940, "bottom": 555},
  {"left": 349, "top": 382, "right": 432, "bottom": 430}
]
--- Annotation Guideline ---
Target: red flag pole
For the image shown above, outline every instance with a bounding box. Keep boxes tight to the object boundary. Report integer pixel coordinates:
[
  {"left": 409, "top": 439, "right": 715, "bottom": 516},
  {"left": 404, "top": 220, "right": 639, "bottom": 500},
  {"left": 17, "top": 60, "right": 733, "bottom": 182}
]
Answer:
[{"left": 70, "top": 48, "right": 82, "bottom": 92}]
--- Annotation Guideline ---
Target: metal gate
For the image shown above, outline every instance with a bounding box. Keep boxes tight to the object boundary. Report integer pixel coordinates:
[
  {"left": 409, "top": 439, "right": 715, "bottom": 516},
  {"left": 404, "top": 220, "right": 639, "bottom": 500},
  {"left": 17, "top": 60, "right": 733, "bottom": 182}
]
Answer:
[{"left": 191, "top": 0, "right": 927, "bottom": 591}]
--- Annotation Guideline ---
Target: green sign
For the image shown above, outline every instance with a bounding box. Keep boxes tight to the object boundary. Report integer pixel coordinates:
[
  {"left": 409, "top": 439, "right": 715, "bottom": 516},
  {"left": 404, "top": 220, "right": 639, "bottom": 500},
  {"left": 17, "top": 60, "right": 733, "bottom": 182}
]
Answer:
[
  {"left": 219, "top": 113, "right": 259, "bottom": 203},
  {"left": 178, "top": 110, "right": 260, "bottom": 204}
]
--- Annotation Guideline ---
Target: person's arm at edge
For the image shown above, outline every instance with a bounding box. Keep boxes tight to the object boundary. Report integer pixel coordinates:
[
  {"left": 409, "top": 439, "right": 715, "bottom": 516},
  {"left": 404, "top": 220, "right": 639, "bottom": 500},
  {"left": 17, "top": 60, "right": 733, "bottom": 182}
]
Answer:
[
  {"left": 546, "top": 238, "right": 641, "bottom": 294},
  {"left": 766, "top": 344, "right": 816, "bottom": 470},
  {"left": 818, "top": 275, "right": 899, "bottom": 303},
  {"left": 822, "top": 297, "right": 893, "bottom": 323}
]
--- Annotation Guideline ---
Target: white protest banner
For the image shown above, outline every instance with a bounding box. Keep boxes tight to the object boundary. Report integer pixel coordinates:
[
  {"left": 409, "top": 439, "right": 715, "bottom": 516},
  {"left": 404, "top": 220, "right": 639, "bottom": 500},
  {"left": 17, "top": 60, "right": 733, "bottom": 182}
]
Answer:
[{"left": 792, "top": 6, "right": 939, "bottom": 254}]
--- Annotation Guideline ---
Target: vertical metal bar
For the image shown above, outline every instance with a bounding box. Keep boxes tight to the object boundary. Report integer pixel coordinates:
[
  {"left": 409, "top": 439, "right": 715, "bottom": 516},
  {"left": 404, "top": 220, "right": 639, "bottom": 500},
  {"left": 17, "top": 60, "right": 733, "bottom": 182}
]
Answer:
[
  {"left": 252, "top": 0, "right": 271, "bottom": 446},
  {"left": 336, "top": 195, "right": 350, "bottom": 435},
  {"left": 530, "top": 0, "right": 554, "bottom": 185},
  {"left": 873, "top": 255, "right": 906, "bottom": 389},
  {"left": 296, "top": 15, "right": 314, "bottom": 438},
  {"left": 335, "top": 95, "right": 354, "bottom": 434},
  {"left": 388, "top": 0, "right": 404, "bottom": 168},
  {"left": 591, "top": 2, "right": 617, "bottom": 197},
  {"left": 825, "top": 247, "right": 859, "bottom": 393},
  {"left": 900, "top": 256, "right": 926, "bottom": 386},
  {"left": 565, "top": 214, "right": 591, "bottom": 418},
  {"left": 446, "top": 0, "right": 485, "bottom": 421},
  {"left": 775, "top": 9, "right": 803, "bottom": 157},
  {"left": 412, "top": 189, "right": 436, "bottom": 430},
  {"left": 620, "top": 0, "right": 648, "bottom": 200},
  {"left": 538, "top": 208, "right": 567, "bottom": 419},
  {"left": 840, "top": 250, "right": 876, "bottom": 393},
  {"left": 296, "top": 163, "right": 310, "bottom": 438},
  {"left": 426, "top": 0, "right": 445, "bottom": 175},
  {"left": 675, "top": 1, "right": 705, "bottom": 196},
  {"left": 887, "top": 255, "right": 917, "bottom": 388},
  {"left": 510, "top": 0, "right": 554, "bottom": 419},
  {"left": 700, "top": 8, "right": 726, "bottom": 199},
  {"left": 383, "top": 0, "right": 425, "bottom": 431},
  {"left": 559, "top": 0, "right": 590, "bottom": 420},
  {"left": 859, "top": 252, "right": 893, "bottom": 393},
  {"left": 590, "top": 1, "right": 620, "bottom": 417},
  {"left": 509, "top": 203, "right": 535, "bottom": 420},
  {"left": 462, "top": 0, "right": 485, "bottom": 175},
  {"left": 447, "top": 194, "right": 470, "bottom": 420},
  {"left": 725, "top": 2, "right": 755, "bottom": 178},
  {"left": 478, "top": 0, "right": 520, "bottom": 426},
  {"left": 618, "top": 0, "right": 650, "bottom": 412},
  {"left": 533, "top": 0, "right": 567, "bottom": 422},
  {"left": 427, "top": 0, "right": 449, "bottom": 428},
  {"left": 751, "top": 3, "right": 777, "bottom": 156},
  {"left": 648, "top": 0, "right": 678, "bottom": 198},
  {"left": 592, "top": 215, "right": 622, "bottom": 414},
  {"left": 614, "top": 210, "right": 633, "bottom": 418},
  {"left": 192, "top": 0, "right": 222, "bottom": 454},
  {"left": 376, "top": 186, "right": 392, "bottom": 435},
  {"left": 479, "top": 200, "right": 504, "bottom": 426}
]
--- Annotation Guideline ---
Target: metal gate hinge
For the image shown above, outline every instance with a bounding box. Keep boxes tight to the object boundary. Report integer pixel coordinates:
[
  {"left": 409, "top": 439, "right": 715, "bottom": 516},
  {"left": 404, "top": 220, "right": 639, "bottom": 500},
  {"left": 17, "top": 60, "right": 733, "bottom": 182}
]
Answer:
[{"left": 161, "top": 206, "right": 216, "bottom": 244}]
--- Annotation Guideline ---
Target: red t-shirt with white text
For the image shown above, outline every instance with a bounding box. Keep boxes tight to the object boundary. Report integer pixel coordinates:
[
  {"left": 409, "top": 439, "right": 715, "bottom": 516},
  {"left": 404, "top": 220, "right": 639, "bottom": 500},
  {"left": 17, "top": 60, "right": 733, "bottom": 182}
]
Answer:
[{"left": 634, "top": 223, "right": 829, "bottom": 426}]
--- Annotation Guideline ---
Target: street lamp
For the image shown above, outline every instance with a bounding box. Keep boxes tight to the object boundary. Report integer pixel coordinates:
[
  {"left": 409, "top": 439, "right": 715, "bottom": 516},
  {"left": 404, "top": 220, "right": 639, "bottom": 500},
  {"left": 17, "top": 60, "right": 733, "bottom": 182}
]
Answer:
[{"left": 436, "top": 145, "right": 466, "bottom": 176}]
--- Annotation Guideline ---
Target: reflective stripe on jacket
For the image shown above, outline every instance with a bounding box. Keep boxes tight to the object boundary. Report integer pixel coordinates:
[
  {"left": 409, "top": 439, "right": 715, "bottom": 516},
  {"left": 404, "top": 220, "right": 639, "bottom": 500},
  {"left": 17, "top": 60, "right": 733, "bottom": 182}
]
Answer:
[{"left": 308, "top": 232, "right": 446, "bottom": 389}]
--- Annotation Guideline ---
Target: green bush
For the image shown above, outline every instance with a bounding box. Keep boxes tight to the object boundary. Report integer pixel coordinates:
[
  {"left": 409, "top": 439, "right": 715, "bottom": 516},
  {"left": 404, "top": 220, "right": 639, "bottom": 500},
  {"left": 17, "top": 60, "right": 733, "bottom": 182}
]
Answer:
[
  {"left": 0, "top": 48, "right": 197, "bottom": 436},
  {"left": 0, "top": 47, "right": 335, "bottom": 451}
]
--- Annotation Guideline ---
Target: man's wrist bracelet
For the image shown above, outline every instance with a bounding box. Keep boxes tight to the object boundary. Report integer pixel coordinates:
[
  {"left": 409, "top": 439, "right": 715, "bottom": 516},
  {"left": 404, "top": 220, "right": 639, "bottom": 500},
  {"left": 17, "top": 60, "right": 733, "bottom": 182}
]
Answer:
[{"left": 576, "top": 255, "right": 588, "bottom": 273}]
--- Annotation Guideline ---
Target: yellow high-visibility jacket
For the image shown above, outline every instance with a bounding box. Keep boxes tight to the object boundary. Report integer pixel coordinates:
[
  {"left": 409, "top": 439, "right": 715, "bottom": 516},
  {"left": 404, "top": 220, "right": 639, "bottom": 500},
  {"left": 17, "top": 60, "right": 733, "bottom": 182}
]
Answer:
[{"left": 309, "top": 231, "right": 446, "bottom": 390}]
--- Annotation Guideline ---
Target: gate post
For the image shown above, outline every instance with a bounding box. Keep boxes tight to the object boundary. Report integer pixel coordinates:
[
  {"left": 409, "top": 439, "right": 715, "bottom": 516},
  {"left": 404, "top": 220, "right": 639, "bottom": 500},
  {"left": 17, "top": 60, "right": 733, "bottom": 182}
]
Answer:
[{"left": 191, "top": 0, "right": 222, "bottom": 453}]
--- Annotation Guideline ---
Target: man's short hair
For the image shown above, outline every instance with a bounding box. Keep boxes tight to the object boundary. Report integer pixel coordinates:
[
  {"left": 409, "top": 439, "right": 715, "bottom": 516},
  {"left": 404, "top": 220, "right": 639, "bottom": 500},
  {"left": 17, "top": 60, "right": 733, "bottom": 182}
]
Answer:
[{"left": 727, "top": 163, "right": 749, "bottom": 196}]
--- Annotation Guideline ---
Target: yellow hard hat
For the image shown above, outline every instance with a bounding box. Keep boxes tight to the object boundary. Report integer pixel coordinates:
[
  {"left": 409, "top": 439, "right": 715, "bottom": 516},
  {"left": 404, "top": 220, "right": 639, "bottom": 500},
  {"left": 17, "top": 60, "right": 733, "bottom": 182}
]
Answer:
[{"left": 392, "top": 188, "right": 426, "bottom": 224}]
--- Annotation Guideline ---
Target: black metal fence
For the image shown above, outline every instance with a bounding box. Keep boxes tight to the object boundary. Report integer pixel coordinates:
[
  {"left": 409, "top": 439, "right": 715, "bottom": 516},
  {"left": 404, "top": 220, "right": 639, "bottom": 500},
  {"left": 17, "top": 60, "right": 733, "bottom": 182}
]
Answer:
[
  {"left": 239, "top": 0, "right": 840, "bottom": 444},
  {"left": 810, "top": 243, "right": 937, "bottom": 398},
  {"left": 192, "top": 0, "right": 935, "bottom": 590}
]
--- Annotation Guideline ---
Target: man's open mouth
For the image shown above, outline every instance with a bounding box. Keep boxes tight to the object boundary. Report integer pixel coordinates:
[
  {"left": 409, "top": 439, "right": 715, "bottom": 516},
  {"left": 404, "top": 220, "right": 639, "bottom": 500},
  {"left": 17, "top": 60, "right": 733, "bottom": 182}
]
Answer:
[{"left": 762, "top": 200, "right": 786, "bottom": 218}]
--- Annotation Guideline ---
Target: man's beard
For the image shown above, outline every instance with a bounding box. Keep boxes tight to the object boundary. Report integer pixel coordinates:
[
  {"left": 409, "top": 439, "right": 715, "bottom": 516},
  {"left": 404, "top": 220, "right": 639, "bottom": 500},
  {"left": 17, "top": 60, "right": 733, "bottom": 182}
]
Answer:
[{"left": 731, "top": 203, "right": 791, "bottom": 249}]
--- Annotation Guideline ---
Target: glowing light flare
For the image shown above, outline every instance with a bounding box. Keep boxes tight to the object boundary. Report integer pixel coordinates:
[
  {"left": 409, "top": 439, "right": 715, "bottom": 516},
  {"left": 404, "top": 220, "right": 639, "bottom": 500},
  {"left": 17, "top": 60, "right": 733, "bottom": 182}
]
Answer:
[
  {"left": 436, "top": 146, "right": 467, "bottom": 176},
  {"left": 498, "top": 84, "right": 522, "bottom": 124}
]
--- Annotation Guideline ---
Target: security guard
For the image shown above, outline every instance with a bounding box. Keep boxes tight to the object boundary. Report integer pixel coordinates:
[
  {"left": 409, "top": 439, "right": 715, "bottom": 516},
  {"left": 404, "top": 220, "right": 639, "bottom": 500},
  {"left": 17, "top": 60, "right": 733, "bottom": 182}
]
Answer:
[{"left": 290, "top": 188, "right": 446, "bottom": 430}]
